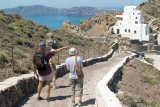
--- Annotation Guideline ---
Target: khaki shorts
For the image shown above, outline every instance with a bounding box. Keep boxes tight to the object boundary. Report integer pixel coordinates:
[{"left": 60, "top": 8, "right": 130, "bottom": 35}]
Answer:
[
  {"left": 69, "top": 78, "right": 83, "bottom": 96},
  {"left": 35, "top": 72, "right": 53, "bottom": 82}
]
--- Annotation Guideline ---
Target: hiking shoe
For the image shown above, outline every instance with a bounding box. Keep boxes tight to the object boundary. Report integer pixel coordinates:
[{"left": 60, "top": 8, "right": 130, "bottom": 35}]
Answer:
[
  {"left": 37, "top": 96, "right": 43, "bottom": 101},
  {"left": 77, "top": 103, "right": 82, "bottom": 107},
  {"left": 52, "top": 85, "right": 56, "bottom": 89},
  {"left": 71, "top": 102, "right": 75, "bottom": 107},
  {"left": 46, "top": 97, "right": 52, "bottom": 102}
]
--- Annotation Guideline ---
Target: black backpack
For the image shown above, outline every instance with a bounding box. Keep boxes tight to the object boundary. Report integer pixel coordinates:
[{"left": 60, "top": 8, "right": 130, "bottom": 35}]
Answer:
[{"left": 34, "top": 52, "right": 47, "bottom": 71}]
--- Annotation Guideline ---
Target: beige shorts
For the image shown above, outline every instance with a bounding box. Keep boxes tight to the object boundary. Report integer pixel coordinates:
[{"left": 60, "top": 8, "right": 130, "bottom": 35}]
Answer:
[
  {"left": 69, "top": 78, "right": 83, "bottom": 96},
  {"left": 35, "top": 71, "right": 53, "bottom": 82}
]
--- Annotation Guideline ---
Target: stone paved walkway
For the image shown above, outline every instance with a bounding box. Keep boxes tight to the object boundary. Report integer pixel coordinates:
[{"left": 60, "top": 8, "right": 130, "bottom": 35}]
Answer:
[{"left": 16, "top": 52, "right": 129, "bottom": 107}]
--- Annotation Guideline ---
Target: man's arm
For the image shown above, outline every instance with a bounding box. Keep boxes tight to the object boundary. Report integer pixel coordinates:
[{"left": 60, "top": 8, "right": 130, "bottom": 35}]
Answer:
[
  {"left": 54, "top": 47, "right": 67, "bottom": 53},
  {"left": 66, "top": 64, "right": 70, "bottom": 72}
]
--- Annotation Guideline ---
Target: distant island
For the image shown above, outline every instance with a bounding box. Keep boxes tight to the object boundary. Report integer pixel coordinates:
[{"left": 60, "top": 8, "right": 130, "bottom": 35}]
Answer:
[{"left": 3, "top": 5, "right": 115, "bottom": 16}]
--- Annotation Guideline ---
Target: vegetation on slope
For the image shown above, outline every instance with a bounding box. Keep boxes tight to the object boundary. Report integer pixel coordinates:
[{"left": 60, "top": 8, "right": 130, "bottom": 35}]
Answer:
[
  {"left": 0, "top": 11, "right": 111, "bottom": 82},
  {"left": 139, "top": 0, "right": 160, "bottom": 31}
]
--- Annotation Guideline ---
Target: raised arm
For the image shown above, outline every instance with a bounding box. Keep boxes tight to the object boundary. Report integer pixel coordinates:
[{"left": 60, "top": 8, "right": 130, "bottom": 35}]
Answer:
[{"left": 54, "top": 47, "right": 67, "bottom": 53}]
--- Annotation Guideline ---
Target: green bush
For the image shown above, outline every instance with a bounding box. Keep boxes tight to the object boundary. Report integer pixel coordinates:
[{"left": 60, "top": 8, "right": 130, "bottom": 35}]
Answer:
[
  {"left": 13, "top": 47, "right": 28, "bottom": 59},
  {"left": 0, "top": 10, "right": 4, "bottom": 14},
  {"left": 141, "top": 98, "right": 159, "bottom": 107},
  {"left": 0, "top": 51, "right": 9, "bottom": 63},
  {"left": 123, "top": 94, "right": 137, "bottom": 107},
  {"left": 14, "top": 66, "right": 28, "bottom": 74},
  {"left": 142, "top": 72, "right": 160, "bottom": 85},
  {"left": 144, "top": 57, "right": 154, "bottom": 64},
  {"left": 16, "top": 38, "right": 33, "bottom": 47}
]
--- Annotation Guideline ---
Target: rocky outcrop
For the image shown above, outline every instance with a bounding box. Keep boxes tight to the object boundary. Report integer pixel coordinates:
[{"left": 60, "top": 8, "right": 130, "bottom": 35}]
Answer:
[
  {"left": 61, "top": 20, "right": 87, "bottom": 37},
  {"left": 61, "top": 12, "right": 122, "bottom": 37}
]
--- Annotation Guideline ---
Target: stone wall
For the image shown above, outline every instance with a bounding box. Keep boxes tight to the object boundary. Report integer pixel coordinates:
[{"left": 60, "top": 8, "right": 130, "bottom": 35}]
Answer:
[
  {"left": 0, "top": 42, "right": 118, "bottom": 107},
  {"left": 130, "top": 44, "right": 148, "bottom": 52},
  {"left": 0, "top": 74, "right": 37, "bottom": 107},
  {"left": 96, "top": 52, "right": 137, "bottom": 107}
]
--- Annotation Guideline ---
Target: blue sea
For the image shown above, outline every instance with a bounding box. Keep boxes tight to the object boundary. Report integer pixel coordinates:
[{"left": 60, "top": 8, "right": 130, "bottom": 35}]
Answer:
[
  {"left": 24, "top": 15, "right": 94, "bottom": 30},
  {"left": 24, "top": 7, "right": 123, "bottom": 30}
]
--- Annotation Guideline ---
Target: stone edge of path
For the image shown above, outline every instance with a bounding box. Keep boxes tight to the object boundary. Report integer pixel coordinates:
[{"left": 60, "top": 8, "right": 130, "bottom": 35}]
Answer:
[
  {"left": 96, "top": 51, "right": 137, "bottom": 107},
  {"left": 0, "top": 42, "right": 118, "bottom": 107}
]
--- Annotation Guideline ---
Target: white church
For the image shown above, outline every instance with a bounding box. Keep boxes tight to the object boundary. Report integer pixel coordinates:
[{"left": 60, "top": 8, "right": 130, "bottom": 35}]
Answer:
[{"left": 113, "top": 5, "right": 150, "bottom": 41}]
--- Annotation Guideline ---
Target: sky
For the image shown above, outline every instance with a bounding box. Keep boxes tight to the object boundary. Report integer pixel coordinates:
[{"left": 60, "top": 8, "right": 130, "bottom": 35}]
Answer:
[{"left": 0, "top": 0, "right": 148, "bottom": 9}]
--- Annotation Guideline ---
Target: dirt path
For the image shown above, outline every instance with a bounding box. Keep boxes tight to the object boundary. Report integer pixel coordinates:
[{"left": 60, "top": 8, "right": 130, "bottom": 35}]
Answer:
[{"left": 16, "top": 52, "right": 129, "bottom": 107}]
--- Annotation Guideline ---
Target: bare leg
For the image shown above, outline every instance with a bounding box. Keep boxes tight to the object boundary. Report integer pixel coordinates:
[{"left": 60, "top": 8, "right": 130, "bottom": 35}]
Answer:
[
  {"left": 78, "top": 96, "right": 82, "bottom": 103},
  {"left": 38, "top": 81, "right": 44, "bottom": 97},
  {"left": 52, "top": 75, "right": 56, "bottom": 87},
  {"left": 46, "top": 80, "right": 51, "bottom": 98},
  {"left": 71, "top": 95, "right": 75, "bottom": 103}
]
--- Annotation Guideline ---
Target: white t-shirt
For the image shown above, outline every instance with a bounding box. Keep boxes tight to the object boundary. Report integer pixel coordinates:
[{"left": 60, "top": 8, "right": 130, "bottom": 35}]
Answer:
[{"left": 65, "top": 56, "right": 83, "bottom": 79}]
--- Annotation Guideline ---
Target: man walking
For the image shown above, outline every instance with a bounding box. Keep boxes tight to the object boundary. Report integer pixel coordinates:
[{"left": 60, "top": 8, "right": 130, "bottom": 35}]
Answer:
[
  {"left": 33, "top": 42, "right": 67, "bottom": 102},
  {"left": 65, "top": 48, "right": 84, "bottom": 107}
]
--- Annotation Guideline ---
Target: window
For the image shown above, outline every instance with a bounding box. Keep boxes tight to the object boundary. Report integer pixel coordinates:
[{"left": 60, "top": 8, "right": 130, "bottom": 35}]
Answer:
[
  {"left": 135, "top": 21, "right": 138, "bottom": 24},
  {"left": 117, "top": 29, "right": 120, "bottom": 34},
  {"left": 128, "top": 29, "right": 130, "bottom": 33},
  {"left": 134, "top": 30, "right": 137, "bottom": 34},
  {"left": 133, "top": 13, "right": 134, "bottom": 15},
  {"left": 125, "top": 29, "right": 127, "bottom": 32},
  {"left": 135, "top": 17, "right": 138, "bottom": 19},
  {"left": 117, "top": 17, "right": 123, "bottom": 20}
]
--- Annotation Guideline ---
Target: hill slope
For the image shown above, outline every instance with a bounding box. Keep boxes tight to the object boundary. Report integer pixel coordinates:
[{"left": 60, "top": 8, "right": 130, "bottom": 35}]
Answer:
[
  {"left": 139, "top": 0, "right": 160, "bottom": 31},
  {"left": 0, "top": 11, "right": 111, "bottom": 82}
]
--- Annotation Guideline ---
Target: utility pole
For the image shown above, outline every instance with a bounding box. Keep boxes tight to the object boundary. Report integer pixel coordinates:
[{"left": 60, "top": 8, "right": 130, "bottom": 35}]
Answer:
[{"left": 8, "top": 34, "right": 14, "bottom": 72}]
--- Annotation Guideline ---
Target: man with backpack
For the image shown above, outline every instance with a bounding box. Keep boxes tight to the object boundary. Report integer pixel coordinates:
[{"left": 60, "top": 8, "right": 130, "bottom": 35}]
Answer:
[{"left": 33, "top": 42, "right": 67, "bottom": 102}]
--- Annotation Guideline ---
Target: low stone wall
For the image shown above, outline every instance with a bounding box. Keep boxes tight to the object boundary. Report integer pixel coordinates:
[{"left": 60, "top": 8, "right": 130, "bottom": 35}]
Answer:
[
  {"left": 130, "top": 44, "right": 148, "bottom": 52},
  {"left": 0, "top": 43, "right": 118, "bottom": 107},
  {"left": 0, "top": 74, "right": 37, "bottom": 107},
  {"left": 96, "top": 52, "right": 137, "bottom": 107}
]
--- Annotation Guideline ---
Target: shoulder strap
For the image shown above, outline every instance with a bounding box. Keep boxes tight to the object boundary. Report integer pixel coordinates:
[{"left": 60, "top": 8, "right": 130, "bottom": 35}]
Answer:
[{"left": 75, "top": 56, "right": 78, "bottom": 68}]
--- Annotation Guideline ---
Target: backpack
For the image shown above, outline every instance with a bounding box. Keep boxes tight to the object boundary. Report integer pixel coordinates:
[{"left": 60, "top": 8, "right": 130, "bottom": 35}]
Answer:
[{"left": 34, "top": 52, "right": 47, "bottom": 71}]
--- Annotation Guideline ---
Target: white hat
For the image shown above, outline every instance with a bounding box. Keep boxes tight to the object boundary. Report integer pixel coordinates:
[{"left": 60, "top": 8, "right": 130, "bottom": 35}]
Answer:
[
  {"left": 69, "top": 48, "right": 77, "bottom": 55},
  {"left": 51, "top": 49, "right": 55, "bottom": 51}
]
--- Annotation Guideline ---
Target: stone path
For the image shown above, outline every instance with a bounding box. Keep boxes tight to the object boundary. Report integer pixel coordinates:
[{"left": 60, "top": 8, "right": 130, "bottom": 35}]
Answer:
[{"left": 16, "top": 52, "right": 129, "bottom": 107}]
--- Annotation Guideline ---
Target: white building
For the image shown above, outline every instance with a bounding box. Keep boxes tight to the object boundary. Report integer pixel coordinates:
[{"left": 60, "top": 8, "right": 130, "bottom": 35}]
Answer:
[{"left": 113, "top": 5, "right": 150, "bottom": 41}]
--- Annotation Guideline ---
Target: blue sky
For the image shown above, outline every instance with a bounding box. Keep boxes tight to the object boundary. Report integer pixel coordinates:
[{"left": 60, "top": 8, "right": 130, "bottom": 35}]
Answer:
[{"left": 0, "top": 0, "right": 148, "bottom": 9}]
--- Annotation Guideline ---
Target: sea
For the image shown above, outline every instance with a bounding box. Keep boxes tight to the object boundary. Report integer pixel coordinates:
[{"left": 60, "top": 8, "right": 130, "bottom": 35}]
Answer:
[
  {"left": 24, "top": 15, "right": 94, "bottom": 30},
  {"left": 24, "top": 7, "right": 123, "bottom": 30}
]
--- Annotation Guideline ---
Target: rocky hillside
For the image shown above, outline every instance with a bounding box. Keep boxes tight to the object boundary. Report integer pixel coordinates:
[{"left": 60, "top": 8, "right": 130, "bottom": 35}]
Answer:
[
  {"left": 0, "top": 11, "right": 111, "bottom": 82},
  {"left": 3, "top": 5, "right": 109, "bottom": 16},
  {"left": 61, "top": 11, "right": 122, "bottom": 37},
  {"left": 139, "top": 0, "right": 160, "bottom": 31},
  {"left": 140, "top": 0, "right": 160, "bottom": 18},
  {"left": 0, "top": 10, "right": 49, "bottom": 76}
]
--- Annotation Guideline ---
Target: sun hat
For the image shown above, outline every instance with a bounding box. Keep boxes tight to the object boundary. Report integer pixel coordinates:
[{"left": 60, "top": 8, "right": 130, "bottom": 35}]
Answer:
[
  {"left": 38, "top": 42, "right": 46, "bottom": 47},
  {"left": 69, "top": 48, "right": 77, "bottom": 55}
]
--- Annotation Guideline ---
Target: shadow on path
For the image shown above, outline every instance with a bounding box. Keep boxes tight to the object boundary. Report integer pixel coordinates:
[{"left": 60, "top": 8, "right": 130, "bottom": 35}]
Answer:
[
  {"left": 82, "top": 98, "right": 96, "bottom": 106},
  {"left": 56, "top": 85, "right": 70, "bottom": 89},
  {"left": 14, "top": 93, "right": 35, "bottom": 107},
  {"left": 50, "top": 95, "right": 71, "bottom": 101}
]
